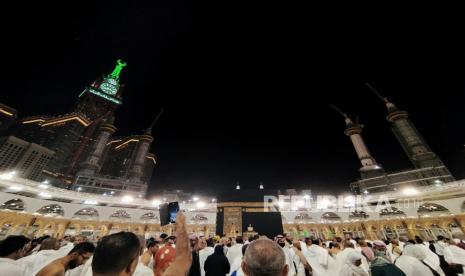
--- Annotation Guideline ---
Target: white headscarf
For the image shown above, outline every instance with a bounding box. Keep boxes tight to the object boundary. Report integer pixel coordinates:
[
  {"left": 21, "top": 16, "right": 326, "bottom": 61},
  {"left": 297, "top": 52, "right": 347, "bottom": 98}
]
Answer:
[
  {"left": 347, "top": 251, "right": 363, "bottom": 265},
  {"left": 403, "top": 244, "right": 426, "bottom": 260},
  {"left": 340, "top": 252, "right": 369, "bottom": 276}
]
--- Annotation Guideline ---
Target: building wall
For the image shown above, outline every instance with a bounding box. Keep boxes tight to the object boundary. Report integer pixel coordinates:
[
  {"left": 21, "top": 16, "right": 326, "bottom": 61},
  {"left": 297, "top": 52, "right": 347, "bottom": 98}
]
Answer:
[
  {"left": 0, "top": 136, "right": 54, "bottom": 181},
  {"left": 100, "top": 138, "right": 138, "bottom": 178}
]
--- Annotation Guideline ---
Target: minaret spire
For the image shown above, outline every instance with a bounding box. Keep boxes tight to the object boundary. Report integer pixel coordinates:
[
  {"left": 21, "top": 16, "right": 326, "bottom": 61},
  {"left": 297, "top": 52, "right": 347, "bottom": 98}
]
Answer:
[
  {"left": 366, "top": 83, "right": 398, "bottom": 113},
  {"left": 128, "top": 109, "right": 163, "bottom": 182},
  {"left": 146, "top": 108, "right": 164, "bottom": 134},
  {"left": 330, "top": 104, "right": 385, "bottom": 179},
  {"left": 367, "top": 83, "right": 453, "bottom": 177}
]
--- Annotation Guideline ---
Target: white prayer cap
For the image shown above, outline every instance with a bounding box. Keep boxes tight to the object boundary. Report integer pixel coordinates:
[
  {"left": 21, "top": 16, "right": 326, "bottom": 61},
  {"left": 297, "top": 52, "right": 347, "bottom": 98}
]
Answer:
[{"left": 347, "top": 251, "right": 363, "bottom": 264}]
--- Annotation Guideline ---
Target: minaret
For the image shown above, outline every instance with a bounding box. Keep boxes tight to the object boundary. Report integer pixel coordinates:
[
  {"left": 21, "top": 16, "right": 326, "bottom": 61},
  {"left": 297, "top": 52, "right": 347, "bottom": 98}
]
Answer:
[
  {"left": 367, "top": 83, "right": 453, "bottom": 173},
  {"left": 330, "top": 105, "right": 385, "bottom": 179},
  {"left": 128, "top": 109, "right": 163, "bottom": 181},
  {"left": 78, "top": 119, "right": 117, "bottom": 176}
]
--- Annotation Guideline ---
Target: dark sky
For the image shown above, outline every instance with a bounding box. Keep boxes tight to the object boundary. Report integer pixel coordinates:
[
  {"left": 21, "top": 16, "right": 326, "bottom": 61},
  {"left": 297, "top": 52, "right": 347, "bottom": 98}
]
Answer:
[{"left": 1, "top": 2, "right": 464, "bottom": 196}]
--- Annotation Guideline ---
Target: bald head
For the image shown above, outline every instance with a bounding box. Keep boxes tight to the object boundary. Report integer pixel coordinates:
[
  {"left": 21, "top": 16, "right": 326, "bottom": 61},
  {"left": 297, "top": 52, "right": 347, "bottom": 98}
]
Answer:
[
  {"left": 242, "top": 239, "right": 288, "bottom": 276},
  {"left": 40, "top": 238, "right": 59, "bottom": 251}
]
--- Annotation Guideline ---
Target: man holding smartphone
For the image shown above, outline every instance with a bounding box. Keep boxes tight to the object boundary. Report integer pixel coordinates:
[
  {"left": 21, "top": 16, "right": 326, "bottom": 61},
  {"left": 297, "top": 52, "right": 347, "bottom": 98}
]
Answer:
[{"left": 162, "top": 212, "right": 193, "bottom": 276}]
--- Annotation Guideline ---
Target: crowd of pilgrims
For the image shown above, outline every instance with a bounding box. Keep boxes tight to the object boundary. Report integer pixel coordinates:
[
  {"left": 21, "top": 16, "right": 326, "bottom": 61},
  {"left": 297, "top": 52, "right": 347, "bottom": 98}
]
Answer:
[{"left": 1, "top": 213, "right": 465, "bottom": 276}]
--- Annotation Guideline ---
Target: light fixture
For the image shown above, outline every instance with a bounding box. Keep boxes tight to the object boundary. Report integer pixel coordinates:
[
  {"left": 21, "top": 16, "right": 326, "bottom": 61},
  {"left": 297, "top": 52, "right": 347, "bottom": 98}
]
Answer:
[
  {"left": 138, "top": 194, "right": 143, "bottom": 198},
  {"left": 196, "top": 201, "right": 206, "bottom": 208},
  {"left": 9, "top": 186, "right": 22, "bottom": 191},
  {"left": 38, "top": 184, "right": 49, "bottom": 189},
  {"left": 236, "top": 185, "right": 240, "bottom": 190},
  {"left": 121, "top": 195, "right": 134, "bottom": 203},
  {"left": 363, "top": 190, "right": 369, "bottom": 194},
  {"left": 1, "top": 171, "right": 17, "bottom": 180},
  {"left": 42, "top": 180, "right": 49, "bottom": 184},
  {"left": 39, "top": 192, "right": 52, "bottom": 198},
  {"left": 259, "top": 184, "right": 264, "bottom": 189},
  {"left": 211, "top": 198, "right": 216, "bottom": 202},
  {"left": 193, "top": 196, "right": 199, "bottom": 202},
  {"left": 110, "top": 191, "right": 115, "bottom": 194},
  {"left": 77, "top": 187, "right": 82, "bottom": 191},
  {"left": 401, "top": 187, "right": 418, "bottom": 196},
  {"left": 84, "top": 200, "right": 98, "bottom": 205},
  {"left": 152, "top": 200, "right": 161, "bottom": 206},
  {"left": 303, "top": 194, "right": 310, "bottom": 200}
]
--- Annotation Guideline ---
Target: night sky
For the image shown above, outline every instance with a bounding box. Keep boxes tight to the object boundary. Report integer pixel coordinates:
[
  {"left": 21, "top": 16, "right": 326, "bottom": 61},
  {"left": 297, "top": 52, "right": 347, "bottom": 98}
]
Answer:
[{"left": 1, "top": 2, "right": 464, "bottom": 197}]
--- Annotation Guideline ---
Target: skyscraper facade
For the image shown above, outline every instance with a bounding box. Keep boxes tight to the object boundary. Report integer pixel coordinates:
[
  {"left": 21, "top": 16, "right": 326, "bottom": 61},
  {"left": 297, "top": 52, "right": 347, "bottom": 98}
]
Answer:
[{"left": 1, "top": 60, "right": 158, "bottom": 196}]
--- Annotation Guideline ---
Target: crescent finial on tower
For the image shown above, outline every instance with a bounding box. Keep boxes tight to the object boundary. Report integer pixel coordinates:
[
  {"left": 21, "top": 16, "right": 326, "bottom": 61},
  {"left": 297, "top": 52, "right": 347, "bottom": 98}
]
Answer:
[{"left": 109, "top": 59, "right": 127, "bottom": 80}]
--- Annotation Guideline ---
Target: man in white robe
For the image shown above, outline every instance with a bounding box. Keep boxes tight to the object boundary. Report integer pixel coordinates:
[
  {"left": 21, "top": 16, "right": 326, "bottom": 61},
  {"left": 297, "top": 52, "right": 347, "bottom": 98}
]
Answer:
[
  {"left": 335, "top": 240, "right": 358, "bottom": 275},
  {"left": 200, "top": 238, "right": 215, "bottom": 276},
  {"left": 443, "top": 241, "right": 465, "bottom": 275},
  {"left": 339, "top": 251, "right": 369, "bottom": 276},
  {"left": 303, "top": 239, "right": 329, "bottom": 276},
  {"left": 227, "top": 236, "right": 244, "bottom": 268},
  {"left": 414, "top": 243, "right": 444, "bottom": 276},
  {"left": 394, "top": 245, "right": 435, "bottom": 276},
  {"left": 17, "top": 238, "right": 62, "bottom": 276}
]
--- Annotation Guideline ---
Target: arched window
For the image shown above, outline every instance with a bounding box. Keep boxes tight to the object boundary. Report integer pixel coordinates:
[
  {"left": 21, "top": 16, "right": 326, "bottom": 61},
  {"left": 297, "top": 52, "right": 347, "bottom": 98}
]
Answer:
[
  {"left": 36, "top": 204, "right": 64, "bottom": 217},
  {"left": 349, "top": 210, "right": 369, "bottom": 220},
  {"left": 379, "top": 207, "right": 406, "bottom": 218},
  {"left": 0, "top": 198, "right": 25, "bottom": 211},
  {"left": 73, "top": 208, "right": 99, "bottom": 220},
  {"left": 417, "top": 203, "right": 451, "bottom": 217},
  {"left": 109, "top": 209, "right": 131, "bottom": 220},
  {"left": 140, "top": 212, "right": 159, "bottom": 222},
  {"left": 320, "top": 212, "right": 341, "bottom": 223},
  {"left": 294, "top": 213, "right": 312, "bottom": 223},
  {"left": 191, "top": 214, "right": 208, "bottom": 224}
]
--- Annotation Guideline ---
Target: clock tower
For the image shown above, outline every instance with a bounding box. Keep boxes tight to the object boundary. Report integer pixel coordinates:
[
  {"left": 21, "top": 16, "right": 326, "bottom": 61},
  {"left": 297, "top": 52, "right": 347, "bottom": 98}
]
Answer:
[
  {"left": 74, "top": 60, "right": 126, "bottom": 121},
  {"left": 65, "top": 60, "right": 126, "bottom": 176}
]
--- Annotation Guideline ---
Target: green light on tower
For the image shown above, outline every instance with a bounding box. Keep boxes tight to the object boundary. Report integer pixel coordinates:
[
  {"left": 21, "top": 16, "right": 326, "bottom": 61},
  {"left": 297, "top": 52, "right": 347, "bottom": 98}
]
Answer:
[
  {"left": 99, "top": 59, "right": 126, "bottom": 96},
  {"left": 109, "top": 59, "right": 126, "bottom": 80},
  {"left": 79, "top": 59, "right": 126, "bottom": 104}
]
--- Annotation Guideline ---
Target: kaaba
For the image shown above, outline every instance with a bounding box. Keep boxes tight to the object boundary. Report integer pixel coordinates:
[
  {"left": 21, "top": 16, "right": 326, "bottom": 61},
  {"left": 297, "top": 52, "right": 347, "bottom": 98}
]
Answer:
[{"left": 215, "top": 189, "right": 283, "bottom": 238}]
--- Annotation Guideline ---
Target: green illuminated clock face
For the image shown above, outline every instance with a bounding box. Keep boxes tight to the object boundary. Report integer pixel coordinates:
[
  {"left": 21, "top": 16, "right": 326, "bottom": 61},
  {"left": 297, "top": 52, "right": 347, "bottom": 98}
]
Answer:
[{"left": 100, "top": 80, "right": 118, "bottom": 95}]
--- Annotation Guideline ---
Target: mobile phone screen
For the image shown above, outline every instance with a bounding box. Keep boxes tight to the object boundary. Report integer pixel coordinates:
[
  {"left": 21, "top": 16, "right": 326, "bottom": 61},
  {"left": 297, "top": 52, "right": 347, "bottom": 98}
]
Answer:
[{"left": 168, "top": 202, "right": 180, "bottom": 223}]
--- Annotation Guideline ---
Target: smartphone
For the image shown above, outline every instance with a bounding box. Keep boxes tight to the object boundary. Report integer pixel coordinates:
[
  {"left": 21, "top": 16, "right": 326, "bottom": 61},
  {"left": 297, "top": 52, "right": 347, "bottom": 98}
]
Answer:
[
  {"left": 168, "top": 202, "right": 180, "bottom": 223},
  {"left": 159, "top": 202, "right": 180, "bottom": 226}
]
